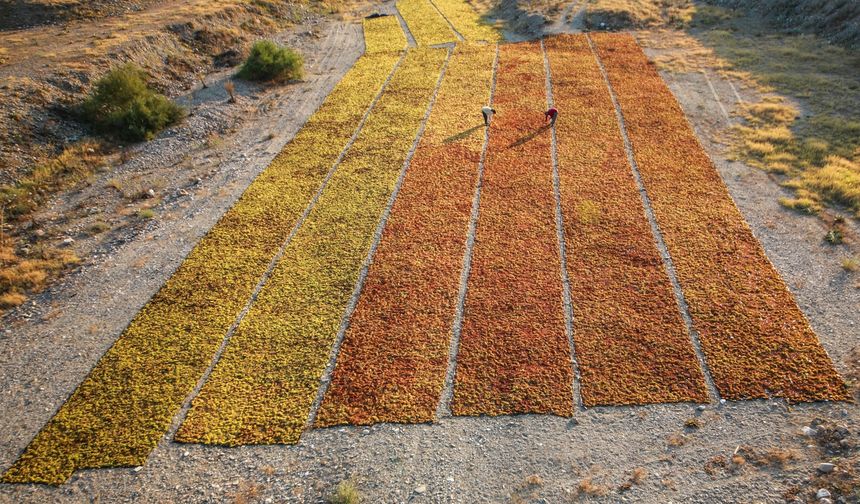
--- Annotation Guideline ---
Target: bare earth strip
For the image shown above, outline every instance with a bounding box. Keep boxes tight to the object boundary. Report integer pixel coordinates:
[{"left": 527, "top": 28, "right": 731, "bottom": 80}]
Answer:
[
  {"left": 1, "top": 50, "right": 401, "bottom": 485},
  {"left": 546, "top": 34, "right": 709, "bottom": 406},
  {"left": 175, "top": 48, "right": 449, "bottom": 446},
  {"left": 316, "top": 44, "right": 496, "bottom": 427},
  {"left": 590, "top": 33, "right": 848, "bottom": 403},
  {"left": 450, "top": 41, "right": 573, "bottom": 417}
]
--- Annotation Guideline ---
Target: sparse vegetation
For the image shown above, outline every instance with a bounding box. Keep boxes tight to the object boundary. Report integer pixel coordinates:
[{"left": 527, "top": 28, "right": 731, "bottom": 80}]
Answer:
[
  {"left": 233, "top": 479, "right": 264, "bottom": 504},
  {"left": 225, "top": 80, "right": 237, "bottom": 103},
  {"left": 576, "top": 476, "right": 610, "bottom": 497},
  {"left": 736, "top": 100, "right": 860, "bottom": 218},
  {"left": 0, "top": 143, "right": 99, "bottom": 312},
  {"left": 704, "top": 455, "right": 728, "bottom": 476},
  {"left": 841, "top": 256, "right": 859, "bottom": 272},
  {"left": 329, "top": 480, "right": 360, "bottom": 504},
  {"left": 81, "top": 64, "right": 185, "bottom": 141},
  {"left": 87, "top": 221, "right": 111, "bottom": 235},
  {"left": 0, "top": 231, "right": 80, "bottom": 310},
  {"left": 524, "top": 474, "right": 543, "bottom": 486},
  {"left": 619, "top": 467, "right": 648, "bottom": 492},
  {"left": 1, "top": 142, "right": 105, "bottom": 219},
  {"left": 735, "top": 445, "right": 798, "bottom": 469},
  {"left": 706, "top": 28, "right": 860, "bottom": 219},
  {"left": 667, "top": 433, "right": 688, "bottom": 447},
  {"left": 237, "top": 40, "right": 304, "bottom": 82},
  {"left": 137, "top": 208, "right": 155, "bottom": 219},
  {"left": 825, "top": 225, "right": 844, "bottom": 245}
]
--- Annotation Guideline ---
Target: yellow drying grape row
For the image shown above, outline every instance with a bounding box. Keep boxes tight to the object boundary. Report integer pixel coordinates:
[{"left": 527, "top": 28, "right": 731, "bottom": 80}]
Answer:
[
  {"left": 429, "top": 0, "right": 499, "bottom": 42},
  {"left": 397, "top": 0, "right": 458, "bottom": 46},
  {"left": 1, "top": 52, "right": 403, "bottom": 485},
  {"left": 363, "top": 15, "right": 407, "bottom": 53},
  {"left": 175, "top": 47, "right": 449, "bottom": 446}
]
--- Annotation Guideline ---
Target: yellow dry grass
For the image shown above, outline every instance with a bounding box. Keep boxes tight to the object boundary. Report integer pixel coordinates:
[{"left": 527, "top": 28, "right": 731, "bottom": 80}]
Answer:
[{"left": 633, "top": 2, "right": 860, "bottom": 220}]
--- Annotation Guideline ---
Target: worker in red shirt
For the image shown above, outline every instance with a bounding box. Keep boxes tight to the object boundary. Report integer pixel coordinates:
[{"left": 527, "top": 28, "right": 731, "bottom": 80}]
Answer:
[{"left": 545, "top": 106, "right": 558, "bottom": 126}]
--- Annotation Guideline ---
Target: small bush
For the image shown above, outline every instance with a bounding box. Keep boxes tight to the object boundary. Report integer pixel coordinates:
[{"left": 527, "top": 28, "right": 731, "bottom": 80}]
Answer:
[
  {"left": 237, "top": 40, "right": 304, "bottom": 82},
  {"left": 329, "top": 480, "right": 360, "bottom": 504},
  {"left": 825, "top": 227, "right": 844, "bottom": 244},
  {"left": 82, "top": 64, "right": 185, "bottom": 141}
]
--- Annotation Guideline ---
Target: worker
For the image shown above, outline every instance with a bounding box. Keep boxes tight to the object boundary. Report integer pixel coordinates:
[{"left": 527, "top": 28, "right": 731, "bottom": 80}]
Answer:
[
  {"left": 482, "top": 105, "right": 496, "bottom": 126},
  {"left": 545, "top": 106, "right": 558, "bottom": 126}
]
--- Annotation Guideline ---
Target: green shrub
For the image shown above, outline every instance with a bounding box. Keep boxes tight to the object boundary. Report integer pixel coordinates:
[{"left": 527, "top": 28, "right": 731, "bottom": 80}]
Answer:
[
  {"left": 237, "top": 40, "right": 304, "bottom": 82},
  {"left": 825, "top": 227, "right": 844, "bottom": 245},
  {"left": 81, "top": 64, "right": 185, "bottom": 141}
]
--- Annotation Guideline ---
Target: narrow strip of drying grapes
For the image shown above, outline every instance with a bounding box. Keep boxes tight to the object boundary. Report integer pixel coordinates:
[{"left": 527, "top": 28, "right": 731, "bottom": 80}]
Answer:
[
  {"left": 316, "top": 44, "right": 496, "bottom": 427},
  {"left": 175, "top": 48, "right": 449, "bottom": 446},
  {"left": 591, "top": 33, "right": 847, "bottom": 403},
  {"left": 429, "top": 0, "right": 499, "bottom": 42},
  {"left": 451, "top": 41, "right": 573, "bottom": 417},
  {"left": 397, "top": 0, "right": 458, "bottom": 46},
  {"left": 546, "top": 34, "right": 708, "bottom": 406},
  {"left": 364, "top": 15, "right": 408, "bottom": 53}
]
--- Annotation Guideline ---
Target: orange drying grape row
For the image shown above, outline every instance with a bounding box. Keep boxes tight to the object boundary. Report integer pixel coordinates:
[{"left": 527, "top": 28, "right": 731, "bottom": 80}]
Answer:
[
  {"left": 174, "top": 48, "right": 449, "bottom": 446},
  {"left": 450, "top": 41, "right": 573, "bottom": 417},
  {"left": 546, "top": 34, "right": 709, "bottom": 406},
  {"left": 316, "top": 44, "right": 497, "bottom": 427},
  {"left": 1, "top": 52, "right": 402, "bottom": 485},
  {"left": 590, "top": 33, "right": 848, "bottom": 403}
]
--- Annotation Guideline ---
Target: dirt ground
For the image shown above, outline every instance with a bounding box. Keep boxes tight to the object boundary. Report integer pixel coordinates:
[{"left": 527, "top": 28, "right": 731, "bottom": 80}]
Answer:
[{"left": 1, "top": 0, "right": 859, "bottom": 503}]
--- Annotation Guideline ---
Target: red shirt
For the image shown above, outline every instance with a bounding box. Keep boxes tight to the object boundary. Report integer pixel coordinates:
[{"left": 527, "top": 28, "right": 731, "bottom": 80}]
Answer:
[{"left": 546, "top": 107, "right": 558, "bottom": 118}]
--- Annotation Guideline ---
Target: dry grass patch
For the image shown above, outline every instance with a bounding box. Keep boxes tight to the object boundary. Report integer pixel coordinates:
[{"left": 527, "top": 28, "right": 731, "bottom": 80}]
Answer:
[
  {"left": 684, "top": 417, "right": 702, "bottom": 429},
  {"left": 667, "top": 433, "right": 688, "bottom": 447},
  {"left": 735, "top": 445, "right": 798, "bottom": 469},
  {"left": 0, "top": 224, "right": 80, "bottom": 311},
  {"left": 618, "top": 467, "right": 647, "bottom": 492},
  {"left": 585, "top": 0, "right": 697, "bottom": 30},
  {"left": 576, "top": 476, "right": 610, "bottom": 497},
  {"left": 329, "top": 480, "right": 360, "bottom": 504},
  {"left": 1, "top": 142, "right": 105, "bottom": 219},
  {"left": 734, "top": 100, "right": 860, "bottom": 217},
  {"left": 233, "top": 479, "right": 264, "bottom": 504},
  {"left": 699, "top": 26, "right": 860, "bottom": 218}
]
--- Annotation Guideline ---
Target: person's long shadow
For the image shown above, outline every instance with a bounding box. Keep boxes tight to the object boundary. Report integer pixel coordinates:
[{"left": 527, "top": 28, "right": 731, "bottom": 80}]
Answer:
[
  {"left": 508, "top": 124, "right": 550, "bottom": 148},
  {"left": 442, "top": 124, "right": 484, "bottom": 144}
]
